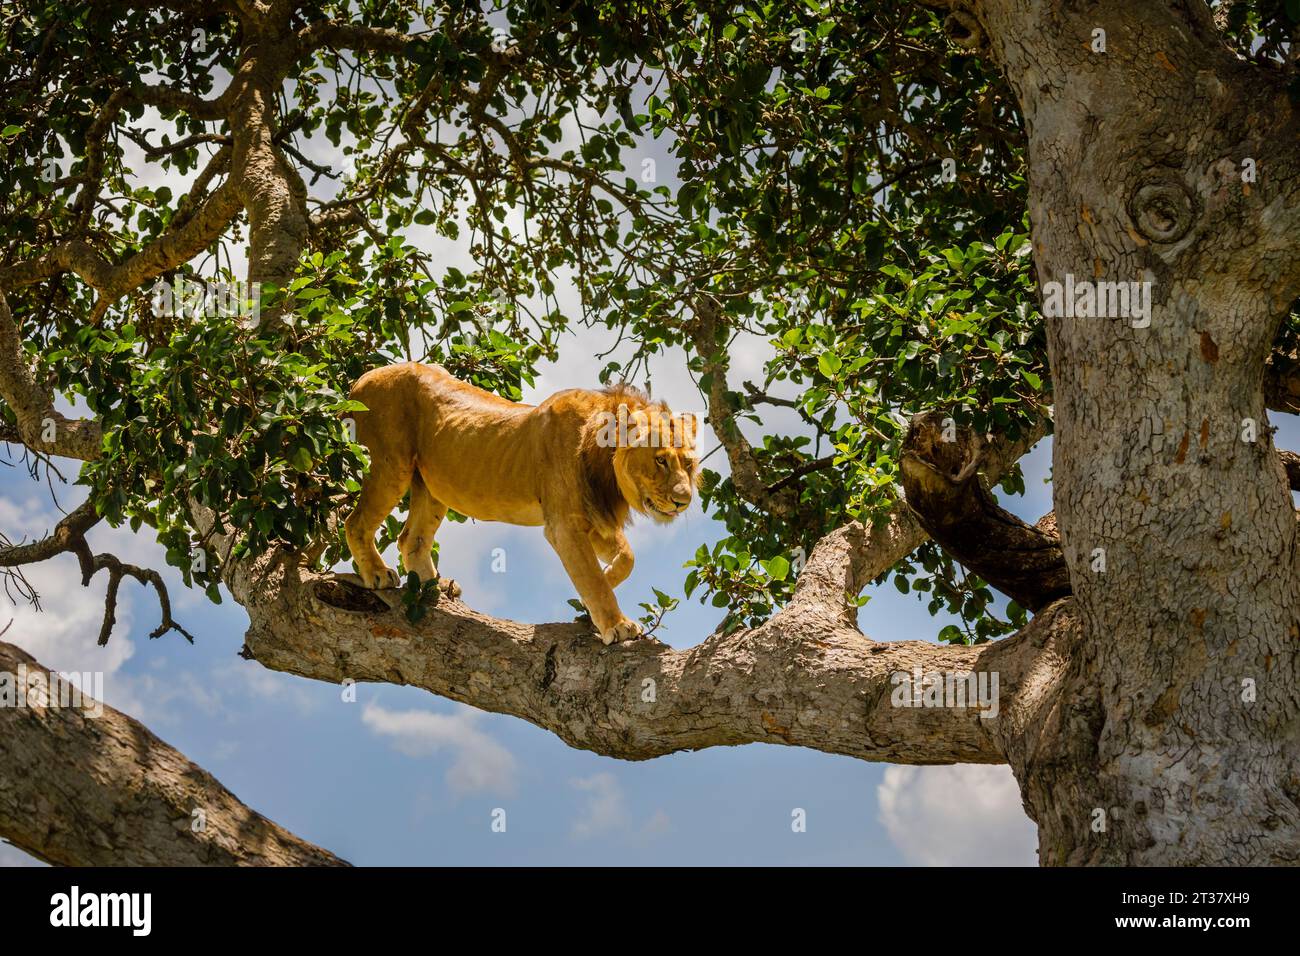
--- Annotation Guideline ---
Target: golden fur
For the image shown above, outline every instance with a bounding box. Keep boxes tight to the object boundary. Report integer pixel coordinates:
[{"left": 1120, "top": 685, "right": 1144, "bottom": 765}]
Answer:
[{"left": 344, "top": 362, "right": 699, "bottom": 643}]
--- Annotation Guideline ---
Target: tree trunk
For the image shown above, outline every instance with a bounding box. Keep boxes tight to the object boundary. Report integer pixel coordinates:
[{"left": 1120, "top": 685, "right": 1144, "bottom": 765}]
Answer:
[{"left": 968, "top": 0, "right": 1300, "bottom": 864}]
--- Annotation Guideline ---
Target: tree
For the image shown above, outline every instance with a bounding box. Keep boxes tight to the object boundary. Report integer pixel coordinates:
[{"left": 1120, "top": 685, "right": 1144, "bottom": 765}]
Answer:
[{"left": 0, "top": 0, "right": 1297, "bottom": 866}]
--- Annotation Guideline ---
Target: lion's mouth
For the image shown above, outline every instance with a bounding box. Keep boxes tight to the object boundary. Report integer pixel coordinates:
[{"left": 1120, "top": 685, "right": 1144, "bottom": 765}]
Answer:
[{"left": 644, "top": 498, "right": 682, "bottom": 519}]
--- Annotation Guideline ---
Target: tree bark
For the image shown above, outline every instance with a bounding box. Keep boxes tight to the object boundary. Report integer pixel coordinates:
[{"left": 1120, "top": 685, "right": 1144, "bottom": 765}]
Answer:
[
  {"left": 964, "top": 0, "right": 1300, "bottom": 864},
  {"left": 0, "top": 640, "right": 347, "bottom": 866},
  {"left": 901, "top": 411, "right": 1069, "bottom": 612},
  {"left": 235, "top": 557, "right": 1076, "bottom": 767}
]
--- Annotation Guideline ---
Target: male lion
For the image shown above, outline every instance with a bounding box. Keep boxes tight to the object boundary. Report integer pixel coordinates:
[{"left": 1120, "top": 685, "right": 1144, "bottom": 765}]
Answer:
[{"left": 344, "top": 362, "right": 699, "bottom": 644}]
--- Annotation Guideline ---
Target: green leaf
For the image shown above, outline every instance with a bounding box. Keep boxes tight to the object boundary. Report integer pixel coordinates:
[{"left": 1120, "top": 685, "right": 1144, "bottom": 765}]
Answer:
[{"left": 762, "top": 555, "right": 791, "bottom": 581}]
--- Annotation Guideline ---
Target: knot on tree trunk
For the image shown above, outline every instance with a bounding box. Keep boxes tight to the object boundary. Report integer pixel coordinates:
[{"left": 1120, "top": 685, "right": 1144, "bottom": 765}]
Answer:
[
  {"left": 1128, "top": 170, "right": 1198, "bottom": 243},
  {"left": 313, "top": 576, "right": 393, "bottom": 613}
]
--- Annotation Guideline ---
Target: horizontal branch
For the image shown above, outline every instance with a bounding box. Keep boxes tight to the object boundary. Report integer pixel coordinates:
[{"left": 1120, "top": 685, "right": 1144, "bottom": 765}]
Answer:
[
  {"left": 235, "top": 557, "right": 1076, "bottom": 766},
  {"left": 0, "top": 639, "right": 346, "bottom": 866},
  {"left": 0, "top": 500, "right": 100, "bottom": 568},
  {"left": 130, "top": 79, "right": 233, "bottom": 121},
  {"left": 0, "top": 176, "right": 242, "bottom": 314},
  {"left": 295, "top": 20, "right": 415, "bottom": 58}
]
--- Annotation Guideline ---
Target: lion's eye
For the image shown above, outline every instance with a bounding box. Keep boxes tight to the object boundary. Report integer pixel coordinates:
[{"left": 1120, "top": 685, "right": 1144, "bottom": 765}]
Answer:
[{"left": 656, "top": 456, "right": 668, "bottom": 470}]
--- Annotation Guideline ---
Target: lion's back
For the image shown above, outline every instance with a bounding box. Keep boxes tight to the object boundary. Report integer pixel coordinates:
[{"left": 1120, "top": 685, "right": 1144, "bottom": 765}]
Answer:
[{"left": 349, "top": 363, "right": 602, "bottom": 525}]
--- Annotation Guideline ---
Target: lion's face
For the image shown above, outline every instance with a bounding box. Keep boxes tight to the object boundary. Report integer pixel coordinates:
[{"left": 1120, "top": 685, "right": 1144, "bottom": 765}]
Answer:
[{"left": 614, "top": 410, "right": 700, "bottom": 523}]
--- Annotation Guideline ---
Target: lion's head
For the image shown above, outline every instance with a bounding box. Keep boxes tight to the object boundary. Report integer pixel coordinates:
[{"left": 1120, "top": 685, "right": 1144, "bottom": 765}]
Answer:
[{"left": 612, "top": 407, "right": 699, "bottom": 523}]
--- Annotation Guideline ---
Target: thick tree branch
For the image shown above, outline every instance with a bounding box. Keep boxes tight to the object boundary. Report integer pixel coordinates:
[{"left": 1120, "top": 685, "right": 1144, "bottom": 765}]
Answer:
[
  {"left": 0, "top": 176, "right": 242, "bottom": 321},
  {"left": 788, "top": 413, "right": 1051, "bottom": 625},
  {"left": 294, "top": 20, "right": 415, "bottom": 58},
  {"left": 226, "top": 57, "right": 311, "bottom": 296},
  {"left": 129, "top": 79, "right": 233, "bottom": 121},
  {"left": 1280, "top": 449, "right": 1300, "bottom": 490},
  {"left": 0, "top": 639, "right": 346, "bottom": 866},
  {"left": 235, "top": 557, "right": 1076, "bottom": 767},
  {"left": 785, "top": 506, "right": 926, "bottom": 628},
  {"left": 1265, "top": 346, "right": 1300, "bottom": 414},
  {"left": 959, "top": 0, "right": 1300, "bottom": 863},
  {"left": 901, "top": 411, "right": 1070, "bottom": 612}
]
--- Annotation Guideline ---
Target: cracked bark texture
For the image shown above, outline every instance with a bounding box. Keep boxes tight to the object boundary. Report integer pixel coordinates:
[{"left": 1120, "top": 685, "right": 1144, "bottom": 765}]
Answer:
[
  {"left": 968, "top": 0, "right": 1300, "bottom": 864},
  {"left": 0, "top": 640, "right": 345, "bottom": 866}
]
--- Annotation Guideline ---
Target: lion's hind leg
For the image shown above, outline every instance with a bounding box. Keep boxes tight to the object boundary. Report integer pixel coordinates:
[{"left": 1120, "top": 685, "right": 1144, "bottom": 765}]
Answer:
[
  {"left": 344, "top": 456, "right": 411, "bottom": 589},
  {"left": 399, "top": 467, "right": 460, "bottom": 598}
]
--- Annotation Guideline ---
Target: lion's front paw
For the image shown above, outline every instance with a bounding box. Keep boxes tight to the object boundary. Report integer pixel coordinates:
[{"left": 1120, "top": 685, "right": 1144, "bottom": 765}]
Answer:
[
  {"left": 438, "top": 577, "right": 462, "bottom": 599},
  {"left": 358, "top": 565, "right": 402, "bottom": 589},
  {"left": 599, "top": 617, "right": 643, "bottom": 645}
]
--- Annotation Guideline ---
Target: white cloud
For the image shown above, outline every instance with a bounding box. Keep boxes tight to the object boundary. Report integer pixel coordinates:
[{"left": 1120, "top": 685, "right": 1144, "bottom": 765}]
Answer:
[
  {"left": 211, "top": 658, "right": 319, "bottom": 718},
  {"left": 570, "top": 771, "right": 628, "bottom": 838},
  {"left": 361, "top": 702, "right": 516, "bottom": 797},
  {"left": 877, "top": 764, "right": 1037, "bottom": 866},
  {"left": 567, "top": 773, "right": 670, "bottom": 841},
  {"left": 119, "top": 668, "right": 225, "bottom": 725}
]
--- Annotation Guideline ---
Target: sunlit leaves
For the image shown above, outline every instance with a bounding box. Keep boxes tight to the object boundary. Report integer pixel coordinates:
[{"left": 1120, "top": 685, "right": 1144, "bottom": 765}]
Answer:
[{"left": 8, "top": 0, "right": 1066, "bottom": 645}]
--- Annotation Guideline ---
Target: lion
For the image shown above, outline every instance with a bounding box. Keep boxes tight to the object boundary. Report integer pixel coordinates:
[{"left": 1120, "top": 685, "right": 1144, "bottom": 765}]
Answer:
[{"left": 343, "top": 362, "right": 699, "bottom": 644}]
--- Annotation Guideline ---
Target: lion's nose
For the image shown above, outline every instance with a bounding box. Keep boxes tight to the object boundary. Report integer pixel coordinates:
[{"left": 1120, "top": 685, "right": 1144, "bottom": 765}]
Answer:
[{"left": 671, "top": 495, "right": 690, "bottom": 509}]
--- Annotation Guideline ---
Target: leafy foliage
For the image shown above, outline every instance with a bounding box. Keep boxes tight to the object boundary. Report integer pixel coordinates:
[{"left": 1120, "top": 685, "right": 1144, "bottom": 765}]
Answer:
[{"left": 3, "top": 1, "right": 1284, "bottom": 641}]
